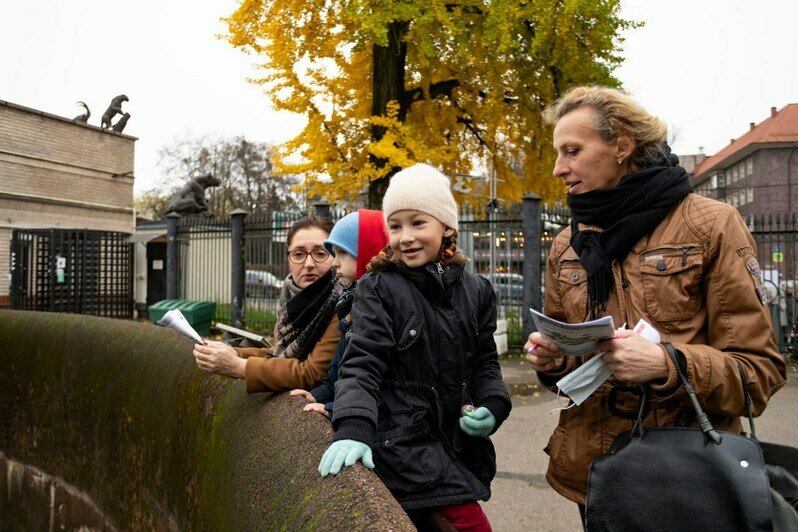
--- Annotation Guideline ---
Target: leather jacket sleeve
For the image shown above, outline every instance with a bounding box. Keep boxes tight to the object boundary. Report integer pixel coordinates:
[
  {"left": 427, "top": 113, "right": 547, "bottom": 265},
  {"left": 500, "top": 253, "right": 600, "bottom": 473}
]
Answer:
[{"left": 654, "top": 206, "right": 786, "bottom": 416}]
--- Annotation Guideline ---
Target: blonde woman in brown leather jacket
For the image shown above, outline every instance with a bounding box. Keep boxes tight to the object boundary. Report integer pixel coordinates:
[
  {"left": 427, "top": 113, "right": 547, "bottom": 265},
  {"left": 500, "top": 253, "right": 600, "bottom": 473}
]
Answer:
[{"left": 524, "top": 87, "right": 787, "bottom": 517}]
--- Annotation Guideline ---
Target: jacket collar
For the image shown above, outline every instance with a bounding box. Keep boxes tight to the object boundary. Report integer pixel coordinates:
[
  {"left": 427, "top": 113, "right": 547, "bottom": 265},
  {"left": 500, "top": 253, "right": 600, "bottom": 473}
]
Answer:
[{"left": 396, "top": 262, "right": 464, "bottom": 301}]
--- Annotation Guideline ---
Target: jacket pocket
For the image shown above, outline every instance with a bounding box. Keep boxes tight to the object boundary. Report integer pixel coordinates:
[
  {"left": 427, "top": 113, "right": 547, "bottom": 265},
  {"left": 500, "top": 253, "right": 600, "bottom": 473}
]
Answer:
[
  {"left": 374, "top": 423, "right": 450, "bottom": 496},
  {"left": 460, "top": 435, "right": 497, "bottom": 486},
  {"left": 640, "top": 245, "right": 704, "bottom": 322},
  {"left": 557, "top": 260, "right": 588, "bottom": 323},
  {"left": 395, "top": 312, "right": 424, "bottom": 351}
]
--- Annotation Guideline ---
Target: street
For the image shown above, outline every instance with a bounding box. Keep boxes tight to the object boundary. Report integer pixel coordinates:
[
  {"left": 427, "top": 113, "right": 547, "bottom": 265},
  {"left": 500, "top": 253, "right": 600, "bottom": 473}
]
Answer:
[{"left": 483, "top": 356, "right": 798, "bottom": 531}]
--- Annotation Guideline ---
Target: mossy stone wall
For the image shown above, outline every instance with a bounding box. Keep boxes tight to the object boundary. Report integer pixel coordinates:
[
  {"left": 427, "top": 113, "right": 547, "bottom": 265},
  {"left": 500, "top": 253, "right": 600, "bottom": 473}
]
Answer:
[{"left": 0, "top": 310, "right": 412, "bottom": 530}]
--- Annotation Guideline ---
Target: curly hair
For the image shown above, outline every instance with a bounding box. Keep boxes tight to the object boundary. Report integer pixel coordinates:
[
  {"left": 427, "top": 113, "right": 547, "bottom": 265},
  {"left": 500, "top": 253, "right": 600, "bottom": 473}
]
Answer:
[
  {"left": 543, "top": 86, "right": 669, "bottom": 170},
  {"left": 367, "top": 232, "right": 468, "bottom": 272}
]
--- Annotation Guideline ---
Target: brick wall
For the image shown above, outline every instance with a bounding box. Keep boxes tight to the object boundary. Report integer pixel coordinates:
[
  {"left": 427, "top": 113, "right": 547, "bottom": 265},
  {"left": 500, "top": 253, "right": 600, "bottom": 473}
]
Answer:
[
  {"left": 0, "top": 100, "right": 136, "bottom": 300},
  {"left": 0, "top": 102, "right": 134, "bottom": 175},
  {"left": 695, "top": 147, "right": 798, "bottom": 220},
  {"left": 738, "top": 149, "right": 798, "bottom": 218},
  {"left": 0, "top": 228, "right": 9, "bottom": 306}
]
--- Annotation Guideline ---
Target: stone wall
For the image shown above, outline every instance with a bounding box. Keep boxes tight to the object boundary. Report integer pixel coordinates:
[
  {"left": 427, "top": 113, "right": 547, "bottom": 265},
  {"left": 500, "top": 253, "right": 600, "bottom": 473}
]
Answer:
[{"left": 0, "top": 310, "right": 412, "bottom": 530}]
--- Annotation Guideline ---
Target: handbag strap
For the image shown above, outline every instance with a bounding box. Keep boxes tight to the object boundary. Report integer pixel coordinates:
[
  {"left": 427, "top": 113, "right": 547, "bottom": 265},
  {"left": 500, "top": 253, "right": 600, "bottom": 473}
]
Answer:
[
  {"left": 737, "top": 364, "right": 758, "bottom": 441},
  {"left": 659, "top": 342, "right": 722, "bottom": 445}
]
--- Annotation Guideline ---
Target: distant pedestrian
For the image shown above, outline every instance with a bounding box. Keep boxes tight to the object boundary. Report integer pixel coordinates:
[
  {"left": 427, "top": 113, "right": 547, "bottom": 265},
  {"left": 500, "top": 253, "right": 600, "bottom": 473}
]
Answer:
[{"left": 319, "top": 164, "right": 511, "bottom": 531}]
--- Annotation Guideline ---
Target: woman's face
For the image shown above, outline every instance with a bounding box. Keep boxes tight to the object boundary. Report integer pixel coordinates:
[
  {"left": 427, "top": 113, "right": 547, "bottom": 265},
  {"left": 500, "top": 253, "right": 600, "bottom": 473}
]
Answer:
[
  {"left": 287, "top": 227, "right": 334, "bottom": 289},
  {"left": 552, "top": 106, "right": 630, "bottom": 195}
]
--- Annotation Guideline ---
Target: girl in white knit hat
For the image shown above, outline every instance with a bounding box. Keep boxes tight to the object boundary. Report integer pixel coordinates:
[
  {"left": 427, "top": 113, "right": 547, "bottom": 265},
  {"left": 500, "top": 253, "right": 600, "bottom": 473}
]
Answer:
[{"left": 319, "top": 163, "right": 511, "bottom": 531}]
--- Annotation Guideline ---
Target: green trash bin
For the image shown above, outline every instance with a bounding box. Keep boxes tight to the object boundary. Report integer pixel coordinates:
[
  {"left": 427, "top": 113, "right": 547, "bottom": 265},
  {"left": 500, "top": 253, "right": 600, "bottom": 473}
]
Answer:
[{"left": 148, "top": 300, "right": 217, "bottom": 336}]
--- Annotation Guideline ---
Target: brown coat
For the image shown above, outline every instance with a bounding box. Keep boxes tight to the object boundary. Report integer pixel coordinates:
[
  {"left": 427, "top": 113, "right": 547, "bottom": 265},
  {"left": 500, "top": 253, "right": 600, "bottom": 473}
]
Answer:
[
  {"left": 234, "top": 314, "right": 341, "bottom": 393},
  {"left": 539, "top": 194, "right": 786, "bottom": 504}
]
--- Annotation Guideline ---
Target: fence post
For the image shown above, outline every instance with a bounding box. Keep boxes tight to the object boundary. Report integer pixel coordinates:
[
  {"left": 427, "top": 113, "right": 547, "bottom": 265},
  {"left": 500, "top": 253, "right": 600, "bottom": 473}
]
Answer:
[
  {"left": 166, "top": 213, "right": 180, "bottom": 300},
  {"left": 231, "top": 209, "right": 249, "bottom": 329},
  {"left": 522, "top": 193, "right": 542, "bottom": 341}
]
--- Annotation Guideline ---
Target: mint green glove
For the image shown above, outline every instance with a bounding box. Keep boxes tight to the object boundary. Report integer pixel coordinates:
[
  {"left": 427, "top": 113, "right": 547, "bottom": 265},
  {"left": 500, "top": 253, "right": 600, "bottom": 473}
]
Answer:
[
  {"left": 458, "top": 406, "right": 496, "bottom": 437},
  {"left": 318, "top": 439, "right": 375, "bottom": 477}
]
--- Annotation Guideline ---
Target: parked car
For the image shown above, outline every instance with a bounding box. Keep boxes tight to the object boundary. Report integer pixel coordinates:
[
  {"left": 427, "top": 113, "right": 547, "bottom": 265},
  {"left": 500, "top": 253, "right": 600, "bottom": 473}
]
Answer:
[
  {"left": 246, "top": 270, "right": 283, "bottom": 298},
  {"left": 482, "top": 272, "right": 524, "bottom": 303}
]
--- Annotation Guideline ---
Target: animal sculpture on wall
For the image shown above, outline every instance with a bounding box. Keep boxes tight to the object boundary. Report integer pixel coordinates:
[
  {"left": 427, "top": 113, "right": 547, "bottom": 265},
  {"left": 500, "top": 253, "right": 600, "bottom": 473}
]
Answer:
[
  {"left": 101, "top": 95, "right": 130, "bottom": 131},
  {"left": 164, "top": 174, "right": 222, "bottom": 215},
  {"left": 73, "top": 101, "right": 90, "bottom": 123},
  {"left": 112, "top": 112, "right": 131, "bottom": 133}
]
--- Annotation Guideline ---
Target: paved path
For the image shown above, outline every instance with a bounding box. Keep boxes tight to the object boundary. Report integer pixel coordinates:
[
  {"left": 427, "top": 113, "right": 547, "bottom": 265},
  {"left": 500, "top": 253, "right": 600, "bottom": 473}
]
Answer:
[{"left": 483, "top": 356, "right": 798, "bottom": 531}]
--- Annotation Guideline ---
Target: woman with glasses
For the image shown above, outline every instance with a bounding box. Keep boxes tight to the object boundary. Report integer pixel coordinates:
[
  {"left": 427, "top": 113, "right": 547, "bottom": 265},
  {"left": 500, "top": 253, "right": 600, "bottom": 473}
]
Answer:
[{"left": 193, "top": 217, "right": 343, "bottom": 392}]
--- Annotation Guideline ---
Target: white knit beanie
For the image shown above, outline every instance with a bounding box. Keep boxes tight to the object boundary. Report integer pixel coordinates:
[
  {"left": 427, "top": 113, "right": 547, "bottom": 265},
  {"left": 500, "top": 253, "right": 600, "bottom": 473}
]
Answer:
[{"left": 382, "top": 163, "right": 459, "bottom": 231}]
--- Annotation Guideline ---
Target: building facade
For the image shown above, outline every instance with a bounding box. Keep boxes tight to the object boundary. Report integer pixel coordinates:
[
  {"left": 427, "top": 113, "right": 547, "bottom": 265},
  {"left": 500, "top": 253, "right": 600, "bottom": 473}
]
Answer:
[
  {"left": 0, "top": 100, "right": 136, "bottom": 307},
  {"left": 691, "top": 104, "right": 798, "bottom": 218}
]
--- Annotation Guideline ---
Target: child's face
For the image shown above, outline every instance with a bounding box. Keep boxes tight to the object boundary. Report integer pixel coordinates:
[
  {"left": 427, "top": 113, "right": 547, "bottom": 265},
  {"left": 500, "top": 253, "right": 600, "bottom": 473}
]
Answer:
[
  {"left": 332, "top": 246, "right": 357, "bottom": 285},
  {"left": 386, "top": 210, "right": 454, "bottom": 268}
]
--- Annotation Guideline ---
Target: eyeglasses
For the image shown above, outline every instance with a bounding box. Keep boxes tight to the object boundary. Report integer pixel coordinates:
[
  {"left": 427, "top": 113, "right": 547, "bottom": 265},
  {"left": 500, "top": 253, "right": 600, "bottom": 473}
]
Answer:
[{"left": 287, "top": 248, "right": 330, "bottom": 264}]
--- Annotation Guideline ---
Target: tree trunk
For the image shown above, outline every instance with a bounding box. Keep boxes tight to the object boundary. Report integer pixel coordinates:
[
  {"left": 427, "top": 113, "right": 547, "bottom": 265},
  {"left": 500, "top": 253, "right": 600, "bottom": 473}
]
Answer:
[{"left": 367, "top": 21, "right": 409, "bottom": 209}]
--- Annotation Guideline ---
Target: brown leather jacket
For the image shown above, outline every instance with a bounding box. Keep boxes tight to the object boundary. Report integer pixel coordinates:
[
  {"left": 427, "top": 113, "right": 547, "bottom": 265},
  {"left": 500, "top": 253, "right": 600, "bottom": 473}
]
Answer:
[
  {"left": 234, "top": 314, "right": 341, "bottom": 393},
  {"left": 539, "top": 194, "right": 786, "bottom": 504}
]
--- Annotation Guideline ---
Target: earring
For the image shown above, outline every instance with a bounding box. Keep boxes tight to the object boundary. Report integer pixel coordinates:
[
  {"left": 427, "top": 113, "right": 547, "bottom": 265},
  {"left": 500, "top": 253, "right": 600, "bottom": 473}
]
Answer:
[{"left": 617, "top": 158, "right": 623, "bottom": 165}]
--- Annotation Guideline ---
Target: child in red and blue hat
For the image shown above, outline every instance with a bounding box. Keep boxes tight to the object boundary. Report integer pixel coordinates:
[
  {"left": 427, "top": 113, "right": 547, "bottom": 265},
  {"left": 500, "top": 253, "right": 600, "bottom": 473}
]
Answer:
[{"left": 289, "top": 209, "right": 388, "bottom": 416}]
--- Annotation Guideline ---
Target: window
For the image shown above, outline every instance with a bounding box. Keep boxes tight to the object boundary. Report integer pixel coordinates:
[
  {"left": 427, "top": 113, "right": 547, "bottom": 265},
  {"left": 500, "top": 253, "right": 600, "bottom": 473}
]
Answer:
[
  {"left": 718, "top": 172, "right": 726, "bottom": 188},
  {"left": 711, "top": 175, "right": 717, "bottom": 189},
  {"left": 746, "top": 158, "right": 754, "bottom": 175},
  {"left": 747, "top": 187, "right": 754, "bottom": 203}
]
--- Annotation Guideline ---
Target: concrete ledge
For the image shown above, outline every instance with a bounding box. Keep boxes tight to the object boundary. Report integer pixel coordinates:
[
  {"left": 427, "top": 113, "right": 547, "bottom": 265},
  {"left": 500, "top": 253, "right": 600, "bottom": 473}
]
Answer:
[{"left": 0, "top": 310, "right": 412, "bottom": 530}]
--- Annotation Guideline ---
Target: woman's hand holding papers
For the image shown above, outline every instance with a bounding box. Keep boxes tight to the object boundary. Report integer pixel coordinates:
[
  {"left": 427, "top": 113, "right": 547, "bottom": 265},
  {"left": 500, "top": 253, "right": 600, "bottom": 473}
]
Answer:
[
  {"left": 597, "top": 329, "right": 669, "bottom": 384},
  {"left": 524, "top": 332, "right": 566, "bottom": 372},
  {"left": 193, "top": 340, "right": 247, "bottom": 379}
]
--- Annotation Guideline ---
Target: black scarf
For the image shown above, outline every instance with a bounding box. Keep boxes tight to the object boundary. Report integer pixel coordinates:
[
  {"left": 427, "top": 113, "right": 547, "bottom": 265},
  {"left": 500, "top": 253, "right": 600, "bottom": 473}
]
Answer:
[
  {"left": 336, "top": 282, "right": 357, "bottom": 323},
  {"left": 568, "top": 144, "right": 693, "bottom": 318},
  {"left": 274, "top": 269, "right": 341, "bottom": 359}
]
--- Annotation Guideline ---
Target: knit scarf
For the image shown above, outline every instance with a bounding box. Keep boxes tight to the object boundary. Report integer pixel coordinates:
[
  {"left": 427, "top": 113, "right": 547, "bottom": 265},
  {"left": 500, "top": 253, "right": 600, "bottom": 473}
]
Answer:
[
  {"left": 273, "top": 269, "right": 341, "bottom": 360},
  {"left": 568, "top": 144, "right": 693, "bottom": 318}
]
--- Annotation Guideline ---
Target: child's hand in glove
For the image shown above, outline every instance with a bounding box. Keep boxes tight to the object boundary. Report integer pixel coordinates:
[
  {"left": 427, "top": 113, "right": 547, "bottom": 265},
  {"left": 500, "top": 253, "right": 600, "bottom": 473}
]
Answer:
[
  {"left": 458, "top": 406, "right": 495, "bottom": 437},
  {"left": 318, "top": 439, "right": 374, "bottom": 477}
]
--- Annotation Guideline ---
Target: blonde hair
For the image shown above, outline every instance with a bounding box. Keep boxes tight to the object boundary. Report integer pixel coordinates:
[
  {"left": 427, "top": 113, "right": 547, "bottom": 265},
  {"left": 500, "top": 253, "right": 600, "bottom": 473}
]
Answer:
[
  {"left": 543, "top": 86, "right": 668, "bottom": 170},
  {"left": 367, "top": 232, "right": 468, "bottom": 272}
]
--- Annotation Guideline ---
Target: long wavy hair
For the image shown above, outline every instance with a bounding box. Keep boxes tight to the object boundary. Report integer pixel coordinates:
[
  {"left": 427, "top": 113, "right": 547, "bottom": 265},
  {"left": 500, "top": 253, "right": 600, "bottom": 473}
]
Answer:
[{"left": 367, "top": 231, "right": 468, "bottom": 272}]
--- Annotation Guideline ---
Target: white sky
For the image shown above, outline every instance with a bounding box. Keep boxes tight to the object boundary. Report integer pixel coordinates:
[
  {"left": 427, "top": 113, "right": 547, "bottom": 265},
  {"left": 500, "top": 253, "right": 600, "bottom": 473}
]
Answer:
[{"left": 1, "top": 0, "right": 797, "bottom": 196}]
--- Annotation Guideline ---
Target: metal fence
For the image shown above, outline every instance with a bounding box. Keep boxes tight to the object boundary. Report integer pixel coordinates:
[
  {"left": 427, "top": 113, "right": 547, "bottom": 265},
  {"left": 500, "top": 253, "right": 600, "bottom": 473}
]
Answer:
[
  {"left": 457, "top": 203, "right": 570, "bottom": 345},
  {"left": 10, "top": 229, "right": 133, "bottom": 318},
  {"left": 171, "top": 202, "right": 569, "bottom": 346},
  {"left": 748, "top": 213, "right": 798, "bottom": 355},
  {"left": 175, "top": 210, "right": 328, "bottom": 335}
]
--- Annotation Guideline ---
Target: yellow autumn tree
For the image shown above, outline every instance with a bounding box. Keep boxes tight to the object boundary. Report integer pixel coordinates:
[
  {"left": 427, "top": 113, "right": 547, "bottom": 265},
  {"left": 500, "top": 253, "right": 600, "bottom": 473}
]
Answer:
[{"left": 225, "top": 0, "right": 636, "bottom": 207}]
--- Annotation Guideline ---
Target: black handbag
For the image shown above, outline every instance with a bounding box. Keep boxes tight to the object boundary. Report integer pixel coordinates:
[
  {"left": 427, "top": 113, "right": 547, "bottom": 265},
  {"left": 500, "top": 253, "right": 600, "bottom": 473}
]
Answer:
[{"left": 585, "top": 343, "right": 798, "bottom": 532}]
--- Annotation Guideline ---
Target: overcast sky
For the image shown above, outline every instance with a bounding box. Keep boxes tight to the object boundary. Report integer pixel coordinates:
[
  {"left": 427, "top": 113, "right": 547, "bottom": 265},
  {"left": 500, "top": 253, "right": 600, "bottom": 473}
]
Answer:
[{"left": 2, "top": 0, "right": 797, "bottom": 196}]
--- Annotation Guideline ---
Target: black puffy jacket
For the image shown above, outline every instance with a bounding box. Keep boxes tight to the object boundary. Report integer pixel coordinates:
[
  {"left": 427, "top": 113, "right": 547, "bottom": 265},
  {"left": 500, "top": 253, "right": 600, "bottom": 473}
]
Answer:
[{"left": 332, "top": 262, "right": 512, "bottom": 510}]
